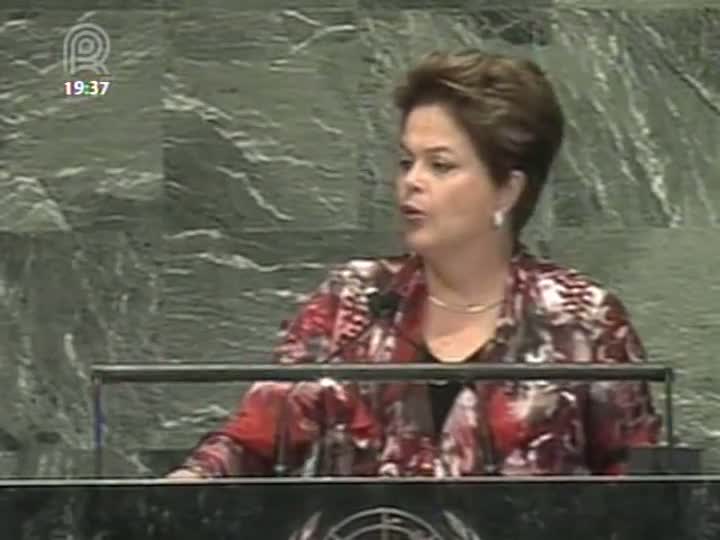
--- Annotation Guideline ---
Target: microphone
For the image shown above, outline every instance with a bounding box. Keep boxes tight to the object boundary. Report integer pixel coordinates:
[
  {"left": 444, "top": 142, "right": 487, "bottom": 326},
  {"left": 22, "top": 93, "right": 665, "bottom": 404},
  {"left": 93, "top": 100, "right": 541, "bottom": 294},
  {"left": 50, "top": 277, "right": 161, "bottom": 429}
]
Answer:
[
  {"left": 475, "top": 303, "right": 552, "bottom": 476},
  {"left": 312, "top": 288, "right": 407, "bottom": 476},
  {"left": 369, "top": 289, "right": 403, "bottom": 320},
  {"left": 320, "top": 288, "right": 404, "bottom": 364},
  {"left": 473, "top": 303, "right": 545, "bottom": 476},
  {"left": 274, "top": 287, "right": 405, "bottom": 476}
]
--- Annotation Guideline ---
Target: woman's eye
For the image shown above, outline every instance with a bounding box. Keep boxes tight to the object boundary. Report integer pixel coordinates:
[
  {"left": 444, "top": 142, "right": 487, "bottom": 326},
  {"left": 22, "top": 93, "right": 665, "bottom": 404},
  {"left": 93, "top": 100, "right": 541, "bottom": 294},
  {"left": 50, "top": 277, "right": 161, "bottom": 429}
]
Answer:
[
  {"left": 397, "top": 158, "right": 453, "bottom": 174},
  {"left": 432, "top": 162, "right": 453, "bottom": 173},
  {"left": 398, "top": 158, "right": 412, "bottom": 170}
]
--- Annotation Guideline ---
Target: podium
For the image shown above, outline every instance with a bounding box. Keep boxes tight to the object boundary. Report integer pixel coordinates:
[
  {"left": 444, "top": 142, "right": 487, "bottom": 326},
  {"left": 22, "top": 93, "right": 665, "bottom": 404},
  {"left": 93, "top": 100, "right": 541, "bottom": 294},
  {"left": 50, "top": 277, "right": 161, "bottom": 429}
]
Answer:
[
  {"left": 1, "top": 476, "right": 719, "bottom": 539},
  {"left": 0, "top": 362, "right": 711, "bottom": 538},
  {"left": 13, "top": 361, "right": 695, "bottom": 539}
]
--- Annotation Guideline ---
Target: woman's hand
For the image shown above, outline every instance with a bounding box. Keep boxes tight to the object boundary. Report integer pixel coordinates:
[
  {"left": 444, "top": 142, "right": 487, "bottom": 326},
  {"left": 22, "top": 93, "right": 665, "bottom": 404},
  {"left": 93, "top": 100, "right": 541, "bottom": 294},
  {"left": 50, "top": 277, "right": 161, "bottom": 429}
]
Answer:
[{"left": 165, "top": 467, "right": 206, "bottom": 481}]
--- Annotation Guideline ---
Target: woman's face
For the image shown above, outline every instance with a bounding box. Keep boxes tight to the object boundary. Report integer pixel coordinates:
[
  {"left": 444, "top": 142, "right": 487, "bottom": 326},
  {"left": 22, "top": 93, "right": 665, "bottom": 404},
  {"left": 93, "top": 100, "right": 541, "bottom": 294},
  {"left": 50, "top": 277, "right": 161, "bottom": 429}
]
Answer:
[{"left": 395, "top": 103, "right": 518, "bottom": 256}]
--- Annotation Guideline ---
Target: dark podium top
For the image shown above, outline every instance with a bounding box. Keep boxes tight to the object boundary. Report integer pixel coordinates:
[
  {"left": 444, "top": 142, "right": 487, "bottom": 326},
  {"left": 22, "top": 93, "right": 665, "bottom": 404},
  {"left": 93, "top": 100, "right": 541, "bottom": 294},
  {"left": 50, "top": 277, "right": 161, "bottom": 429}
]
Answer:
[{"left": 1, "top": 476, "right": 719, "bottom": 540}]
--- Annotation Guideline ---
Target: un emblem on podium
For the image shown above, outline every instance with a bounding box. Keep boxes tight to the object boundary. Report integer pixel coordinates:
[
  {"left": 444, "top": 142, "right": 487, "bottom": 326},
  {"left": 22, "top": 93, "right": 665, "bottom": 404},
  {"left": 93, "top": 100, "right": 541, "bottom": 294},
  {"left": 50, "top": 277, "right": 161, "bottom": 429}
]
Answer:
[{"left": 289, "top": 507, "right": 483, "bottom": 540}]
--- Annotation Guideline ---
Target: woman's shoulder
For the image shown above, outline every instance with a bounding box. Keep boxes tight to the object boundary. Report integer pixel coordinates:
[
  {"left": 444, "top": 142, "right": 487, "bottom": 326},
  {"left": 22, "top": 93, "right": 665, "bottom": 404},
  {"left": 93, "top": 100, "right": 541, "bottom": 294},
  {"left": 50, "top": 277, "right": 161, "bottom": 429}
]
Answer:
[
  {"left": 324, "top": 253, "right": 413, "bottom": 291},
  {"left": 517, "top": 251, "right": 628, "bottom": 325}
]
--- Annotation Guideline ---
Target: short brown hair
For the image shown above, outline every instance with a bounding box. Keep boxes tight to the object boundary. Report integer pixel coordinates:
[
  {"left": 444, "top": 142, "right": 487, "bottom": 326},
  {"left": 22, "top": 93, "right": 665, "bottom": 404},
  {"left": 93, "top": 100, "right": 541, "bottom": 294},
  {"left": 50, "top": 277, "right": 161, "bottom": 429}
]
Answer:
[{"left": 392, "top": 50, "right": 565, "bottom": 234}]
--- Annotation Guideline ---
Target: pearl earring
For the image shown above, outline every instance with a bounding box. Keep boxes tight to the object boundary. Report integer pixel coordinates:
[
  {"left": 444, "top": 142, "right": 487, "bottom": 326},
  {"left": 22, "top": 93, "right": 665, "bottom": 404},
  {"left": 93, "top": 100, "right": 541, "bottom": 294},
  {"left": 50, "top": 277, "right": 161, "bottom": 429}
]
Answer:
[{"left": 492, "top": 210, "right": 505, "bottom": 228}]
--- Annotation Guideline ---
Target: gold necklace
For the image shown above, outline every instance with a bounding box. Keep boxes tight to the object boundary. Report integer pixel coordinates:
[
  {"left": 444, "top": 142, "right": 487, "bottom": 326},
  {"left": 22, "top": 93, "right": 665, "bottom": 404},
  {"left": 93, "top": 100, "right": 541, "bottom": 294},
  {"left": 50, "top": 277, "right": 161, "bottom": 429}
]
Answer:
[{"left": 427, "top": 294, "right": 503, "bottom": 314}]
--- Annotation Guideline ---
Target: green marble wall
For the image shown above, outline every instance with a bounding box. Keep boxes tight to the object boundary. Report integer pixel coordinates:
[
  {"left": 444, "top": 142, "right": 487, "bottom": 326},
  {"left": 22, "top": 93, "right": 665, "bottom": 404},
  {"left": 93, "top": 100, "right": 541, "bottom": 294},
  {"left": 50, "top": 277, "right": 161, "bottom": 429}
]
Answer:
[{"left": 0, "top": 0, "right": 717, "bottom": 477}]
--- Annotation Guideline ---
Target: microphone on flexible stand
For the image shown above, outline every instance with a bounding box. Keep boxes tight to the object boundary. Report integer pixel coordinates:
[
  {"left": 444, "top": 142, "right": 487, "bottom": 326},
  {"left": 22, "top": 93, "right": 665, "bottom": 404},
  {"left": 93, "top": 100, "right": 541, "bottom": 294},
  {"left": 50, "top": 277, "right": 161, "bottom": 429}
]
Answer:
[
  {"left": 476, "top": 302, "right": 550, "bottom": 476},
  {"left": 273, "top": 287, "right": 407, "bottom": 477},
  {"left": 313, "top": 288, "right": 409, "bottom": 476}
]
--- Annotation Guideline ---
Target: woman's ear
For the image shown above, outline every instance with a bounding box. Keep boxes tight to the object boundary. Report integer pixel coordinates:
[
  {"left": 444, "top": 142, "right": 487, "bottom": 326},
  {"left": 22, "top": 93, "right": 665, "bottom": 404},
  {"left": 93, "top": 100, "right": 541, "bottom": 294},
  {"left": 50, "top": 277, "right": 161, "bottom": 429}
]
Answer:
[{"left": 497, "top": 169, "right": 526, "bottom": 215}]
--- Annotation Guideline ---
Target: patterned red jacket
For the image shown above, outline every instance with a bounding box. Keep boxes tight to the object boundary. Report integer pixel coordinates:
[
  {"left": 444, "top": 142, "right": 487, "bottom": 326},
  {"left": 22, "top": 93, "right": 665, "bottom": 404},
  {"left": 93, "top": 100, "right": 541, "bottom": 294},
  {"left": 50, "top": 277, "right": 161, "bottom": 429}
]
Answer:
[{"left": 182, "top": 246, "right": 661, "bottom": 477}]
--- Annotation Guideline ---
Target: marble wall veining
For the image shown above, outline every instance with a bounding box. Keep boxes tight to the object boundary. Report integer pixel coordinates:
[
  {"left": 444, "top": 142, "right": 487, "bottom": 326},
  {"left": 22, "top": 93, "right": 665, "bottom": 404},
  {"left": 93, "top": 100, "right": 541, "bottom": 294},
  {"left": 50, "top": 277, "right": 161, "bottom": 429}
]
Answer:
[{"left": 0, "top": 0, "right": 718, "bottom": 477}]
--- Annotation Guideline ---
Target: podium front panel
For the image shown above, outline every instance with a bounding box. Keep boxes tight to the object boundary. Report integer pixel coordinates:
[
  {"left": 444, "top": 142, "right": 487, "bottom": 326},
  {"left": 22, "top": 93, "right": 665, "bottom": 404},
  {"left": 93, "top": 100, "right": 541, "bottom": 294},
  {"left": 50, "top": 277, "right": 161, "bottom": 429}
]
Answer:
[{"left": 0, "top": 477, "right": 718, "bottom": 540}]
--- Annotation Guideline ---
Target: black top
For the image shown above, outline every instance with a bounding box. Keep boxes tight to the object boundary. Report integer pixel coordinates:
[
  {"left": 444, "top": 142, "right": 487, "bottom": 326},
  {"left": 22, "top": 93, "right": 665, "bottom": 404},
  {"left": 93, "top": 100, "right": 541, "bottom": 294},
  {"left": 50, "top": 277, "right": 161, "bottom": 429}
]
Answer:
[{"left": 423, "top": 348, "right": 465, "bottom": 438}]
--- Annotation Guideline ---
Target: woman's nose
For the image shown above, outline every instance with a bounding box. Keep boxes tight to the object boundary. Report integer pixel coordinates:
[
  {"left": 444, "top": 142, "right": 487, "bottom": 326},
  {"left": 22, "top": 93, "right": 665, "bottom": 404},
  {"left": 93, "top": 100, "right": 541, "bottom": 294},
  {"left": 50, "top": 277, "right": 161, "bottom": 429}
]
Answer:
[{"left": 402, "top": 163, "right": 424, "bottom": 191}]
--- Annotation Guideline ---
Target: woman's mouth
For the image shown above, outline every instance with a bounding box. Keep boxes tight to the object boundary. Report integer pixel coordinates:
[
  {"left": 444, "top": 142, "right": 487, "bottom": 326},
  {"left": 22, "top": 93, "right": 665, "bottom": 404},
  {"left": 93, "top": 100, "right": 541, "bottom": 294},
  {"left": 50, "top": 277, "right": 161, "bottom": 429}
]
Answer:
[{"left": 401, "top": 204, "right": 426, "bottom": 221}]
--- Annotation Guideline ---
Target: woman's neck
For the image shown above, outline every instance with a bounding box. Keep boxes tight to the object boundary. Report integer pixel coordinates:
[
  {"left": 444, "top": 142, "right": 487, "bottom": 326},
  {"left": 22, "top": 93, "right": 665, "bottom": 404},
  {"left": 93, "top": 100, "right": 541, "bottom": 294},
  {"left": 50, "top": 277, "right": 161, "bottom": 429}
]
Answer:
[{"left": 421, "top": 237, "right": 514, "bottom": 306}]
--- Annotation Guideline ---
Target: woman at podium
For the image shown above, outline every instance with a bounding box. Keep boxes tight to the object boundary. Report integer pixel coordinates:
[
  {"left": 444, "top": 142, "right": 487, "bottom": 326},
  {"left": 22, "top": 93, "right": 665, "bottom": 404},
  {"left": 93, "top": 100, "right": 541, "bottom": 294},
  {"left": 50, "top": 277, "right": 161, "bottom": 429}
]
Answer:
[{"left": 168, "top": 50, "right": 660, "bottom": 479}]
